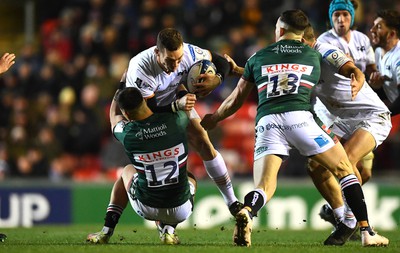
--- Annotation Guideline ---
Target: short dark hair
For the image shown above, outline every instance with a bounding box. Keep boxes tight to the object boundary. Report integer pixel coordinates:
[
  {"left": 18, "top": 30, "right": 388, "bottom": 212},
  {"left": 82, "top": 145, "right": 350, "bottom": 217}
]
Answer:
[
  {"left": 377, "top": 10, "right": 400, "bottom": 38},
  {"left": 280, "top": 9, "right": 310, "bottom": 33},
  {"left": 156, "top": 28, "right": 183, "bottom": 51},
  {"left": 117, "top": 87, "right": 144, "bottom": 111}
]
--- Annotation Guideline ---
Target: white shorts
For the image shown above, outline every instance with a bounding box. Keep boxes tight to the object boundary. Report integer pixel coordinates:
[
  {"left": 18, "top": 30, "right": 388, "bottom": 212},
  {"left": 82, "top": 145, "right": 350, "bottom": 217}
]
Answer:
[
  {"left": 332, "top": 112, "right": 392, "bottom": 148},
  {"left": 254, "top": 111, "right": 336, "bottom": 160},
  {"left": 127, "top": 174, "right": 194, "bottom": 225},
  {"left": 313, "top": 97, "right": 337, "bottom": 128}
]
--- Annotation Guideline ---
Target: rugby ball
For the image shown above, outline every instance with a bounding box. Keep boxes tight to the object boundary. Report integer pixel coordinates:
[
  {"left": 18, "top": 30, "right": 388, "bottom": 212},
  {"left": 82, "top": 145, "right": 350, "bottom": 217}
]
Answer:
[{"left": 186, "top": 59, "right": 217, "bottom": 93}]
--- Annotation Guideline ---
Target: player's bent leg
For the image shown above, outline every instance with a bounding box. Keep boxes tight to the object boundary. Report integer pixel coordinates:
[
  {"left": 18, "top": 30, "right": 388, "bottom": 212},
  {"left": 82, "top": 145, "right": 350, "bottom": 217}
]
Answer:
[
  {"left": 87, "top": 165, "right": 137, "bottom": 244},
  {"left": 342, "top": 129, "right": 376, "bottom": 185},
  {"left": 307, "top": 159, "right": 344, "bottom": 211},
  {"left": 252, "top": 154, "right": 282, "bottom": 199},
  {"left": 233, "top": 155, "right": 280, "bottom": 247},
  {"left": 357, "top": 151, "right": 374, "bottom": 184},
  {"left": 307, "top": 158, "right": 357, "bottom": 245},
  {"left": 310, "top": 142, "right": 353, "bottom": 180},
  {"left": 307, "top": 159, "right": 342, "bottom": 223},
  {"left": 311, "top": 142, "right": 389, "bottom": 247},
  {"left": 310, "top": 143, "right": 363, "bottom": 245},
  {"left": 187, "top": 118, "right": 240, "bottom": 214}
]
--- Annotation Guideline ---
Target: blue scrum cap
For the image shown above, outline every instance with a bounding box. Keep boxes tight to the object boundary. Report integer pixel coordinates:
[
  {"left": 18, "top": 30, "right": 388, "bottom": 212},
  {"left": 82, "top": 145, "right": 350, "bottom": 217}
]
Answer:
[{"left": 329, "top": 0, "right": 355, "bottom": 28}]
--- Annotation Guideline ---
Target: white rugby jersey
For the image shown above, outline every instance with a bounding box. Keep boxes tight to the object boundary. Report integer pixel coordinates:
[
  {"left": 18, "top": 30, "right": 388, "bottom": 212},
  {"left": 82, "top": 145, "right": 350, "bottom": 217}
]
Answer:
[
  {"left": 318, "top": 29, "right": 375, "bottom": 73},
  {"left": 313, "top": 41, "right": 389, "bottom": 122},
  {"left": 125, "top": 43, "right": 211, "bottom": 106},
  {"left": 375, "top": 40, "right": 400, "bottom": 103}
]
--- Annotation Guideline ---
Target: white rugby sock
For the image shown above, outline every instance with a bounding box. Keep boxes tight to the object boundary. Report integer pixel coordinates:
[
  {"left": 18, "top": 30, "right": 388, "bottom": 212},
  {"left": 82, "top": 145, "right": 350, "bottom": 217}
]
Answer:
[
  {"left": 343, "top": 202, "right": 357, "bottom": 229},
  {"left": 332, "top": 205, "right": 345, "bottom": 223},
  {"left": 203, "top": 151, "right": 238, "bottom": 206}
]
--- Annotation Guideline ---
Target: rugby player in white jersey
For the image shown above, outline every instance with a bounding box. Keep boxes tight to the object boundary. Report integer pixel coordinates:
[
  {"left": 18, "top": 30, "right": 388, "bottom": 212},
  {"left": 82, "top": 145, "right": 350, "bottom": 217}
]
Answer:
[
  {"left": 303, "top": 25, "right": 391, "bottom": 246},
  {"left": 369, "top": 9, "right": 400, "bottom": 116},
  {"left": 316, "top": 0, "right": 378, "bottom": 225}
]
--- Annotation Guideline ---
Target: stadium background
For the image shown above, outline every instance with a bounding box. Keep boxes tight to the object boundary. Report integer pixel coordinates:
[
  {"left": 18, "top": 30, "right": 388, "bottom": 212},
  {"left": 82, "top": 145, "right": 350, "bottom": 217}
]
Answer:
[{"left": 0, "top": 0, "right": 399, "bottom": 230}]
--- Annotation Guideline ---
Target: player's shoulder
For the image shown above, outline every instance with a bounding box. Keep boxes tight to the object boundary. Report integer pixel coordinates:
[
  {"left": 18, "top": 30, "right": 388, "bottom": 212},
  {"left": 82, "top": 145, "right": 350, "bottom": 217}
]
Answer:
[
  {"left": 392, "top": 41, "right": 400, "bottom": 59},
  {"left": 127, "top": 46, "right": 158, "bottom": 78},
  {"left": 318, "top": 30, "right": 336, "bottom": 41},
  {"left": 183, "top": 43, "right": 211, "bottom": 63},
  {"left": 315, "top": 41, "right": 341, "bottom": 55},
  {"left": 130, "top": 46, "right": 156, "bottom": 63},
  {"left": 351, "top": 30, "right": 370, "bottom": 41},
  {"left": 129, "top": 47, "right": 156, "bottom": 69},
  {"left": 113, "top": 120, "right": 132, "bottom": 140}
]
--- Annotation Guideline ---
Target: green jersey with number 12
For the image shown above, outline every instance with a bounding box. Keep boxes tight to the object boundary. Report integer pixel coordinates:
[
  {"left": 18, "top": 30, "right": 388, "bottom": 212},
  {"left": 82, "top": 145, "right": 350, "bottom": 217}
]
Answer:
[
  {"left": 243, "top": 39, "right": 321, "bottom": 124},
  {"left": 113, "top": 111, "right": 190, "bottom": 208}
]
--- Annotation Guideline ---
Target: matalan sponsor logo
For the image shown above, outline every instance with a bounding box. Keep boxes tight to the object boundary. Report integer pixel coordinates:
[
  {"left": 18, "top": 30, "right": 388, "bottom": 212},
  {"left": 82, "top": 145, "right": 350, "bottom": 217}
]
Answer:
[
  {"left": 262, "top": 63, "right": 313, "bottom": 75},
  {"left": 134, "top": 143, "right": 184, "bottom": 162}
]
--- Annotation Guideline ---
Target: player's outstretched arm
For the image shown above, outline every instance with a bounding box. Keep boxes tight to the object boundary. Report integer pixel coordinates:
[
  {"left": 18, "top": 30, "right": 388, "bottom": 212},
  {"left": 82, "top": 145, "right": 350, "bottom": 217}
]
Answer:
[{"left": 201, "top": 78, "right": 253, "bottom": 130}]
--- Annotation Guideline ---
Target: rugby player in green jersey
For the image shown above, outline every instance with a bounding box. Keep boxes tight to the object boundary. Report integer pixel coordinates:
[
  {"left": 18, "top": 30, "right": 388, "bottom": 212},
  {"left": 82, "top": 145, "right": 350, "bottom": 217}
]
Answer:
[
  {"left": 87, "top": 87, "right": 196, "bottom": 245},
  {"left": 201, "top": 9, "right": 388, "bottom": 247}
]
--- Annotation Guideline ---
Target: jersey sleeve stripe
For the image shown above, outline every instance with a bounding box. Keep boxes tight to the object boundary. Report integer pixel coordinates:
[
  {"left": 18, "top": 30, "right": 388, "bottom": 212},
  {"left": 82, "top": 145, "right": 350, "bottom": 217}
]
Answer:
[
  {"left": 258, "top": 85, "right": 267, "bottom": 93},
  {"left": 300, "top": 81, "right": 314, "bottom": 89},
  {"left": 178, "top": 154, "right": 188, "bottom": 166}
]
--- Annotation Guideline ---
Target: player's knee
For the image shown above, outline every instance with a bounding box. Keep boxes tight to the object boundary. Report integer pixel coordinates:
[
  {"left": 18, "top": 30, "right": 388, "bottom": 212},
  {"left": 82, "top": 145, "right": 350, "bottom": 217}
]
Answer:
[
  {"left": 121, "top": 164, "right": 136, "bottom": 180},
  {"left": 360, "top": 169, "right": 372, "bottom": 184},
  {"left": 333, "top": 158, "right": 354, "bottom": 179},
  {"left": 357, "top": 151, "right": 374, "bottom": 184},
  {"left": 307, "top": 159, "right": 332, "bottom": 179},
  {"left": 359, "top": 151, "right": 374, "bottom": 171},
  {"left": 307, "top": 159, "right": 319, "bottom": 173}
]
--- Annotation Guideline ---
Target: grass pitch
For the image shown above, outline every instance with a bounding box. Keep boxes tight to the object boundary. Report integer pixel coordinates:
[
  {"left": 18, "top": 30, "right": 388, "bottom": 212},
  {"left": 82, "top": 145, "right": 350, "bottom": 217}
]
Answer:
[{"left": 0, "top": 224, "right": 398, "bottom": 253}]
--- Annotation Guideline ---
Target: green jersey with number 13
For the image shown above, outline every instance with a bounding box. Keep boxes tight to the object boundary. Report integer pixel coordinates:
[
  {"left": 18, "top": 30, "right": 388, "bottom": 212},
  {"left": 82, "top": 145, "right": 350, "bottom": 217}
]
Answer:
[
  {"left": 243, "top": 39, "right": 321, "bottom": 124},
  {"left": 113, "top": 111, "right": 190, "bottom": 208}
]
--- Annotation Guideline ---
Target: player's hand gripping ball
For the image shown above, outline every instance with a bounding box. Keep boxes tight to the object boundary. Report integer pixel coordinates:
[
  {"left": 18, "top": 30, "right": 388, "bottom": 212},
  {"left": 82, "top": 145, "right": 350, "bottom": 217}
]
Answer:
[{"left": 186, "top": 59, "right": 217, "bottom": 93}]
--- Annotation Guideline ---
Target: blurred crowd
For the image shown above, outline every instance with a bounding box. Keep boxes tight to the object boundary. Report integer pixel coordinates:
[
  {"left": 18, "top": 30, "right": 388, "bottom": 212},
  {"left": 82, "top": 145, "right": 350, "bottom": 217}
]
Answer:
[{"left": 0, "top": 0, "right": 399, "bottom": 181}]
